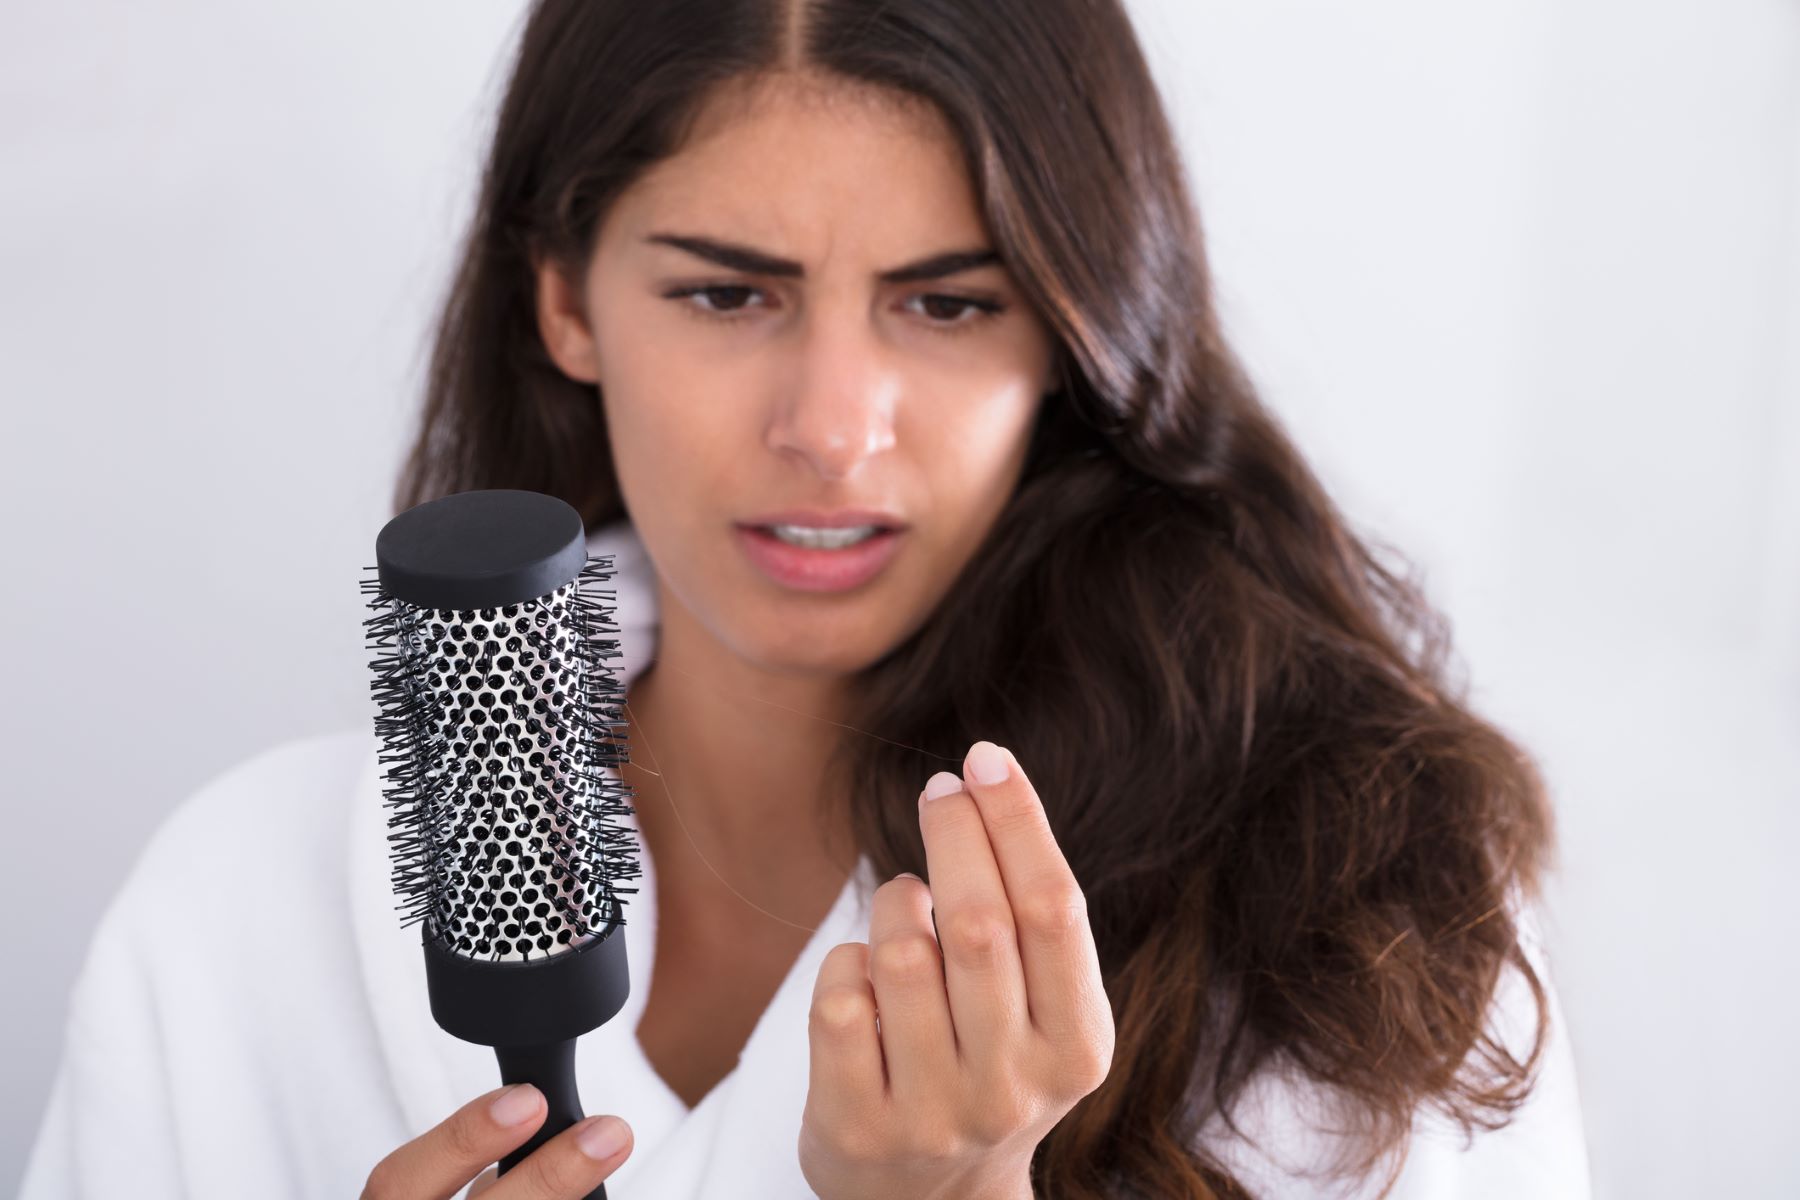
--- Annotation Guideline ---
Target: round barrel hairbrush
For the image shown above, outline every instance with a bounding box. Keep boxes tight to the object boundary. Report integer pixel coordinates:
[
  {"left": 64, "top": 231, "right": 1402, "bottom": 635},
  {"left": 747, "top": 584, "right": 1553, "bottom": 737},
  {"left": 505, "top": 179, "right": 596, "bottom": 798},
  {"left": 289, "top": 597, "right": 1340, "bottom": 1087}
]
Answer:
[{"left": 360, "top": 488, "right": 642, "bottom": 1198}]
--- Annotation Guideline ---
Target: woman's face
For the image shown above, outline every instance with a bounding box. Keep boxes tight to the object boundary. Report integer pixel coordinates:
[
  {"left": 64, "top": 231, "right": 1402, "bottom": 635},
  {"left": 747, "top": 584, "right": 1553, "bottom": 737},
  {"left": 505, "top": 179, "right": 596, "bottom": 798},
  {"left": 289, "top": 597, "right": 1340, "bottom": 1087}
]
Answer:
[{"left": 536, "top": 72, "right": 1059, "bottom": 680}]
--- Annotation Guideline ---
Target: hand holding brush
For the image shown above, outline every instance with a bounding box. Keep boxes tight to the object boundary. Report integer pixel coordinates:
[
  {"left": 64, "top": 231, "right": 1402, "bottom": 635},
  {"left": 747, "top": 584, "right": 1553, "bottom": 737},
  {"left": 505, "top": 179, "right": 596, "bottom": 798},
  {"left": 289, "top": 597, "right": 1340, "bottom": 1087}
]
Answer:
[{"left": 361, "top": 1081, "right": 633, "bottom": 1198}]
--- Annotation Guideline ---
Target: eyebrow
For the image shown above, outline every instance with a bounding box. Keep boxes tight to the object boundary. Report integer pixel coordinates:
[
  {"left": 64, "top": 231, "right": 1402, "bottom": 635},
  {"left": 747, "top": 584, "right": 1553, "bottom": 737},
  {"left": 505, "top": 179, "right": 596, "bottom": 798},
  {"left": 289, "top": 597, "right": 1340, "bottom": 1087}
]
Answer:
[{"left": 643, "top": 232, "right": 1002, "bottom": 284}]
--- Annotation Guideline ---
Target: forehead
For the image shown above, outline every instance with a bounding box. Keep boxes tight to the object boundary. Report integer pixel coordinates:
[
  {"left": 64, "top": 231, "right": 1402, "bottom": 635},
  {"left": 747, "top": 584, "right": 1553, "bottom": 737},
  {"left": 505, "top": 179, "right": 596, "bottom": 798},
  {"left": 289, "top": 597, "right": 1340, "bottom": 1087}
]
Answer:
[{"left": 603, "top": 72, "right": 990, "bottom": 258}]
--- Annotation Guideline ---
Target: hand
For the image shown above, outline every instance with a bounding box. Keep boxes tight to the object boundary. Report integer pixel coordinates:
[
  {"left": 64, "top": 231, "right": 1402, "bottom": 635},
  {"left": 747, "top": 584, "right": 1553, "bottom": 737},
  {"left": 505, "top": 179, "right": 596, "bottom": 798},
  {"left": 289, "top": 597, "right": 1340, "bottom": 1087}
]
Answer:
[
  {"left": 359, "top": 1083, "right": 634, "bottom": 1199},
  {"left": 800, "top": 740, "right": 1116, "bottom": 1200}
]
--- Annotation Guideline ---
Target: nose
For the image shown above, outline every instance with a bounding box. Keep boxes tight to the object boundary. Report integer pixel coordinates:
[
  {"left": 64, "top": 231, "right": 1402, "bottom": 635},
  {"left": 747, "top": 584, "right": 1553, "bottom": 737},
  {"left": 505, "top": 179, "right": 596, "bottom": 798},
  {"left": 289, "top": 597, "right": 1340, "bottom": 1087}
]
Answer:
[{"left": 763, "top": 307, "right": 899, "bottom": 481}]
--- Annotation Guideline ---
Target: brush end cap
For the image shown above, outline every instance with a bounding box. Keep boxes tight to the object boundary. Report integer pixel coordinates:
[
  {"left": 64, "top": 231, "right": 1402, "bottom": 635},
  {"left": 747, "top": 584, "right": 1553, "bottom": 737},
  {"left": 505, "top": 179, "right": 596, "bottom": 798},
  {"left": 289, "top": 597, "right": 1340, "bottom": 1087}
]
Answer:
[{"left": 376, "top": 489, "right": 588, "bottom": 610}]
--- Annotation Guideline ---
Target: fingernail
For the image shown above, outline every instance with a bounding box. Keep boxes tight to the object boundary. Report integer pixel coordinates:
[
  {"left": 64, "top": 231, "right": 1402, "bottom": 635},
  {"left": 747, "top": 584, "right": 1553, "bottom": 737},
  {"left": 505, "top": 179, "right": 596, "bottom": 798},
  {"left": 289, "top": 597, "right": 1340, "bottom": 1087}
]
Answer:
[
  {"left": 966, "top": 741, "right": 1010, "bottom": 785},
  {"left": 490, "top": 1084, "right": 540, "bottom": 1126},
  {"left": 921, "top": 771, "right": 963, "bottom": 802},
  {"left": 577, "top": 1115, "right": 629, "bottom": 1160},
  {"left": 895, "top": 871, "right": 922, "bottom": 882}
]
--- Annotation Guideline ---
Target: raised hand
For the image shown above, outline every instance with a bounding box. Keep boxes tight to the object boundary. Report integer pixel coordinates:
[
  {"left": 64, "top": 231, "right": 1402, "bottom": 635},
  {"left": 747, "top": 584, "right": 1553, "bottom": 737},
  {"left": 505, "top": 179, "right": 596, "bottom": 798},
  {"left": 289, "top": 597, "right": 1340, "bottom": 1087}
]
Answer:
[{"left": 800, "top": 740, "right": 1115, "bottom": 1200}]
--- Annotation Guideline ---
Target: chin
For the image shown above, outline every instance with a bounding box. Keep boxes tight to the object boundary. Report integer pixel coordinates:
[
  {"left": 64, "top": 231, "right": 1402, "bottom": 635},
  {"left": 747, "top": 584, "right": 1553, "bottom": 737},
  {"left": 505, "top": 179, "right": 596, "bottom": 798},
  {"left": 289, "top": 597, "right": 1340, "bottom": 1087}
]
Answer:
[{"left": 734, "top": 608, "right": 901, "bottom": 677}]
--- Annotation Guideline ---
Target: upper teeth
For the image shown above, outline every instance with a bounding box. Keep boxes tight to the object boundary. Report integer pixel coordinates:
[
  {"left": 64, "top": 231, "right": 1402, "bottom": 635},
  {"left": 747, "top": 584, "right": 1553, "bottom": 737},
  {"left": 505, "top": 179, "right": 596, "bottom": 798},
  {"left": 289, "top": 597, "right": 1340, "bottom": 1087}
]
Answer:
[{"left": 767, "top": 523, "right": 882, "bottom": 549}]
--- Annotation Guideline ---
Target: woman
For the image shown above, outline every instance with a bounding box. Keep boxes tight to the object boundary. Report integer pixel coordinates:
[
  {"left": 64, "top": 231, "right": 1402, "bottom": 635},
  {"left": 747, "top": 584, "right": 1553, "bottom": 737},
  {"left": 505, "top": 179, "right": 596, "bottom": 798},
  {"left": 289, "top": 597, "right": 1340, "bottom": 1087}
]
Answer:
[{"left": 20, "top": 0, "right": 1591, "bottom": 1197}]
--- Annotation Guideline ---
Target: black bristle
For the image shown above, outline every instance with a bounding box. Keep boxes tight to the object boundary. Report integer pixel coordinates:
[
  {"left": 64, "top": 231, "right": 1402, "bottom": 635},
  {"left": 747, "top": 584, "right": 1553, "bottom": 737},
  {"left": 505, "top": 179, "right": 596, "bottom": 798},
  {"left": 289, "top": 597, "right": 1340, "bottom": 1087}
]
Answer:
[{"left": 359, "top": 553, "right": 642, "bottom": 961}]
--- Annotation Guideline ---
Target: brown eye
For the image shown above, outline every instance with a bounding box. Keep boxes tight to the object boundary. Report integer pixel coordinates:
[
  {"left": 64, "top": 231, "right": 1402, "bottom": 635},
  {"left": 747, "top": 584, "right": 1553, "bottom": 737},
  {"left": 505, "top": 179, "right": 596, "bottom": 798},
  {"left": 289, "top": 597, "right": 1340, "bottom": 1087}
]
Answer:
[
  {"left": 921, "top": 295, "right": 976, "bottom": 320},
  {"left": 687, "top": 285, "right": 759, "bottom": 313},
  {"left": 662, "top": 283, "right": 770, "bottom": 323},
  {"left": 909, "top": 292, "right": 1004, "bottom": 330}
]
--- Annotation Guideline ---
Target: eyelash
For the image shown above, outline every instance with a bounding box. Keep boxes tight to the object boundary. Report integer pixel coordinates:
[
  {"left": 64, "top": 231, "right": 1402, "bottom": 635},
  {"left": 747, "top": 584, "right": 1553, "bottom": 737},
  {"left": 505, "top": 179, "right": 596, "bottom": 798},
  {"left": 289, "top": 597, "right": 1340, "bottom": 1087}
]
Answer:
[{"left": 662, "top": 284, "right": 1006, "bottom": 334}]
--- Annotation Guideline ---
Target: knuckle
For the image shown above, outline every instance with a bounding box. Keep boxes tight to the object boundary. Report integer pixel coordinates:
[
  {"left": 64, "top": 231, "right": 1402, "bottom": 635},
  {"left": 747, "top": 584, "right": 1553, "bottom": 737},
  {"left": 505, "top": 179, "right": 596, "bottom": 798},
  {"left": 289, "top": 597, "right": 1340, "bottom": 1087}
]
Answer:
[
  {"left": 439, "top": 1112, "right": 489, "bottom": 1165},
  {"left": 870, "top": 932, "right": 942, "bottom": 978},
  {"left": 525, "top": 1143, "right": 585, "bottom": 1195},
  {"left": 965, "top": 1107, "right": 1014, "bottom": 1147},
  {"left": 940, "top": 906, "right": 1014, "bottom": 960},
  {"left": 1015, "top": 883, "right": 1087, "bottom": 938},
  {"left": 1051, "top": 1025, "right": 1115, "bottom": 1096},
  {"left": 964, "top": 1083, "right": 1029, "bottom": 1145},
  {"left": 820, "top": 941, "right": 870, "bottom": 973},
  {"left": 896, "top": 1117, "right": 963, "bottom": 1163},
  {"left": 827, "top": 1115, "right": 888, "bottom": 1164},
  {"left": 1086, "top": 1025, "right": 1119, "bottom": 1087},
  {"left": 811, "top": 985, "right": 873, "bottom": 1033},
  {"left": 802, "top": 1091, "right": 888, "bottom": 1165},
  {"left": 1062, "top": 1048, "right": 1110, "bottom": 1097}
]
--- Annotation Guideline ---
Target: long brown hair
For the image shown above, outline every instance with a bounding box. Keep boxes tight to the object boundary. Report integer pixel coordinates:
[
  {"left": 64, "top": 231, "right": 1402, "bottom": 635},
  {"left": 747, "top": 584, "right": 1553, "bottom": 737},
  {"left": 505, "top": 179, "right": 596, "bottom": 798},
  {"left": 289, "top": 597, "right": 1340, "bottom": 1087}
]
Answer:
[{"left": 394, "top": 2, "right": 1557, "bottom": 1196}]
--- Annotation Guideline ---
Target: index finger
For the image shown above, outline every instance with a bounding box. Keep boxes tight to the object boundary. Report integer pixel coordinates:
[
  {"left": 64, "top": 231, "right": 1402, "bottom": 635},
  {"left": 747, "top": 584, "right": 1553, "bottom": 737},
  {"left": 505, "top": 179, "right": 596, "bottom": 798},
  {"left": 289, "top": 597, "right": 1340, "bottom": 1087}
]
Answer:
[{"left": 363, "top": 1084, "right": 544, "bottom": 1200}]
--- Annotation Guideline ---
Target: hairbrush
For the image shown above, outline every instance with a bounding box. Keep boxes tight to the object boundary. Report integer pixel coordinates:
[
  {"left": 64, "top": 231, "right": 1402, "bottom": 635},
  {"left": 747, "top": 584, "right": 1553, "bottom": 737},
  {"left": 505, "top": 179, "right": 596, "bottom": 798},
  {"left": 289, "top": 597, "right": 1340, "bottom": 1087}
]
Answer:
[{"left": 361, "top": 488, "right": 641, "bottom": 1197}]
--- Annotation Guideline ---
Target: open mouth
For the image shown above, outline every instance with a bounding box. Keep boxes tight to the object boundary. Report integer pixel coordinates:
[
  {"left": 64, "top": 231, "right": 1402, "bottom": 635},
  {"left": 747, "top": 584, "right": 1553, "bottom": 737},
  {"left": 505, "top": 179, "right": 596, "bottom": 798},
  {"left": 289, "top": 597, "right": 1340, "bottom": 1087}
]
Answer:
[{"left": 733, "top": 524, "right": 905, "bottom": 592}]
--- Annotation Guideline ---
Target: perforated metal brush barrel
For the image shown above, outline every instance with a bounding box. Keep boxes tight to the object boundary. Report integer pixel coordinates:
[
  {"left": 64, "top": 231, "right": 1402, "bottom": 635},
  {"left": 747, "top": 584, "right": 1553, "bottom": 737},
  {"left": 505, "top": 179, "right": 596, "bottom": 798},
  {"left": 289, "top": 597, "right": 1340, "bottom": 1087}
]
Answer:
[{"left": 363, "top": 488, "right": 639, "bottom": 1047}]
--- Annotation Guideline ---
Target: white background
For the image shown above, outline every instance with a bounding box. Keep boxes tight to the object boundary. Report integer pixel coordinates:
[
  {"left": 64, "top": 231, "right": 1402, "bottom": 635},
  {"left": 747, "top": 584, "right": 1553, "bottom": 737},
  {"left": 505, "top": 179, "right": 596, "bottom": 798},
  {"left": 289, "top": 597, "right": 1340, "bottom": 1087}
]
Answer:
[{"left": 3, "top": 2, "right": 1796, "bottom": 1195}]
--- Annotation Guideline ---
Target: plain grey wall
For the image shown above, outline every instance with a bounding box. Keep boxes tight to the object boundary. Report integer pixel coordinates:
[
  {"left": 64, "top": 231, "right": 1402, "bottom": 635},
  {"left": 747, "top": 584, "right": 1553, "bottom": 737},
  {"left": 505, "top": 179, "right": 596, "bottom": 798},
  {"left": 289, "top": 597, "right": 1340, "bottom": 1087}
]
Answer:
[{"left": 4, "top": 1, "right": 1796, "bottom": 1195}]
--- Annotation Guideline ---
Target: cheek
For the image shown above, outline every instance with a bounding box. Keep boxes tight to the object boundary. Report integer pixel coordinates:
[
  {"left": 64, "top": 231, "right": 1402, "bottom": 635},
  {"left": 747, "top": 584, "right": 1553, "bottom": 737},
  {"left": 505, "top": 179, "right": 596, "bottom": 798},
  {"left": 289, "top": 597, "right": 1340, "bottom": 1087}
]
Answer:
[
  {"left": 909, "top": 382, "right": 1041, "bottom": 492},
  {"left": 604, "top": 393, "right": 736, "bottom": 517},
  {"left": 594, "top": 323, "right": 725, "bottom": 478}
]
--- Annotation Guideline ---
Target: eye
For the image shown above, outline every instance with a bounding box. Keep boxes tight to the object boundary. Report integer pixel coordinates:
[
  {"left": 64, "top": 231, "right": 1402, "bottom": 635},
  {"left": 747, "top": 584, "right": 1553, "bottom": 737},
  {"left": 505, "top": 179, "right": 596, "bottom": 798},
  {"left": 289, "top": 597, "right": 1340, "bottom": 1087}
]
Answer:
[
  {"left": 661, "top": 284, "right": 1006, "bottom": 332},
  {"left": 906, "top": 293, "right": 1006, "bottom": 331},
  {"left": 664, "top": 284, "right": 767, "bottom": 321}
]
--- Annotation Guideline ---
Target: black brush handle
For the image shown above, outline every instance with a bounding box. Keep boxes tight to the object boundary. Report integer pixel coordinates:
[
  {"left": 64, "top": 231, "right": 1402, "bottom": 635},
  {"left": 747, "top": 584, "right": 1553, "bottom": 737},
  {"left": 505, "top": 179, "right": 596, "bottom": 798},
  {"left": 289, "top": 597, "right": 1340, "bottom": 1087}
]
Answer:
[
  {"left": 494, "top": 1039, "right": 608, "bottom": 1199},
  {"left": 421, "top": 922, "right": 631, "bottom": 1198}
]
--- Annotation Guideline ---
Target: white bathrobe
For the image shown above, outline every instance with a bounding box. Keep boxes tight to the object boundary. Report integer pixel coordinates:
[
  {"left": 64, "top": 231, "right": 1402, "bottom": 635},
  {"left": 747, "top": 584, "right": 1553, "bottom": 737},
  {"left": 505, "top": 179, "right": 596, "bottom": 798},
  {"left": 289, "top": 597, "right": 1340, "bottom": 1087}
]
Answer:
[{"left": 18, "top": 518, "right": 1592, "bottom": 1198}]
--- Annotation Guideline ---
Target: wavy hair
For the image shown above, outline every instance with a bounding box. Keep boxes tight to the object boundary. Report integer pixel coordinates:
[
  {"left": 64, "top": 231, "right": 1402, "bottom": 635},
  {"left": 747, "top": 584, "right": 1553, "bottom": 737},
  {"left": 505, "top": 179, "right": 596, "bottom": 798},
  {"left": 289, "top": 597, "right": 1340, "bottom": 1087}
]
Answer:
[{"left": 393, "top": 1, "right": 1557, "bottom": 1195}]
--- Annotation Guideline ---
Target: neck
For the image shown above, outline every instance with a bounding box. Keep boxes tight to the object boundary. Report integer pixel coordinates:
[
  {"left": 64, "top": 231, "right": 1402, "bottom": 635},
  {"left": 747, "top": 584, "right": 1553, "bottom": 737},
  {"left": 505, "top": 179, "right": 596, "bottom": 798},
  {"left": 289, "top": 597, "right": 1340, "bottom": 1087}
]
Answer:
[{"left": 618, "top": 598, "right": 858, "bottom": 932}]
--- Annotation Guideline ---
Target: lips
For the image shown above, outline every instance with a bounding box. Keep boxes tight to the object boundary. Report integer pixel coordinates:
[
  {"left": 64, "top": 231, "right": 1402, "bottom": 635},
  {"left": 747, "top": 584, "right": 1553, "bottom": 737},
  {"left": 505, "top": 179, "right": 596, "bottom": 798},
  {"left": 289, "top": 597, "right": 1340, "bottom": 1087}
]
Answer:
[
  {"left": 738, "top": 507, "right": 907, "bottom": 531},
  {"left": 733, "top": 524, "right": 905, "bottom": 592}
]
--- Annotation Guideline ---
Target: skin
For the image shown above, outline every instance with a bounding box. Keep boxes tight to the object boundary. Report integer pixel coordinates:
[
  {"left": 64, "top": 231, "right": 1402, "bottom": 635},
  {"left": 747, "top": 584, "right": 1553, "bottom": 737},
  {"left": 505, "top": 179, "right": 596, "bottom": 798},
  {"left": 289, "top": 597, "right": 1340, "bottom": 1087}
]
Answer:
[
  {"left": 362, "top": 1084, "right": 631, "bottom": 1199},
  {"left": 799, "top": 744, "right": 1115, "bottom": 1200},
  {"left": 405, "top": 69, "right": 1113, "bottom": 1200}
]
